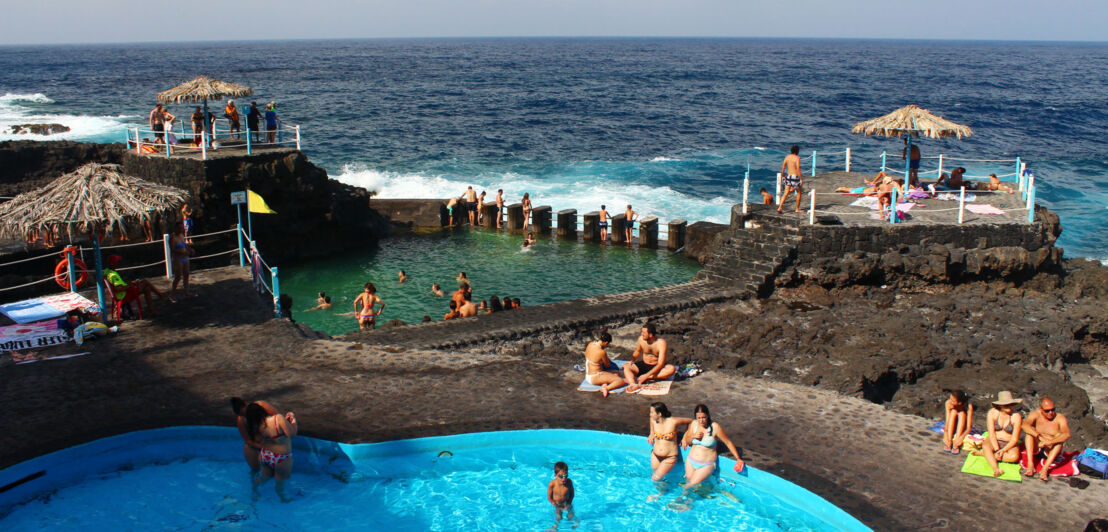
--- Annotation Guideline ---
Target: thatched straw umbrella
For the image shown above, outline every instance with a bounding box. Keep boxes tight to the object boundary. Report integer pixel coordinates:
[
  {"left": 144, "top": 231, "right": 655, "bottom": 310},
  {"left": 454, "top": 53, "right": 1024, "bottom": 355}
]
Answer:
[
  {"left": 0, "top": 163, "right": 188, "bottom": 242},
  {"left": 157, "top": 76, "right": 254, "bottom": 139},
  {"left": 852, "top": 105, "right": 972, "bottom": 190}
]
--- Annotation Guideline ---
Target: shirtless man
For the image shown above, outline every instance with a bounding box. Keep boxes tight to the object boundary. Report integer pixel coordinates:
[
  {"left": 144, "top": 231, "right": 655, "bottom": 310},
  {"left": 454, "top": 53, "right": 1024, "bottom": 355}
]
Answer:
[
  {"left": 464, "top": 186, "right": 479, "bottom": 225},
  {"left": 1021, "top": 397, "right": 1071, "bottom": 482},
  {"left": 149, "top": 103, "right": 166, "bottom": 144},
  {"left": 777, "top": 145, "right": 803, "bottom": 214},
  {"left": 353, "top": 282, "right": 384, "bottom": 331},
  {"left": 584, "top": 332, "right": 626, "bottom": 397},
  {"left": 623, "top": 204, "right": 636, "bottom": 247},
  {"left": 457, "top": 293, "right": 478, "bottom": 317},
  {"left": 452, "top": 282, "right": 470, "bottom": 308},
  {"left": 478, "top": 191, "right": 487, "bottom": 224},
  {"left": 760, "top": 188, "right": 773, "bottom": 205},
  {"left": 495, "top": 189, "right": 505, "bottom": 228},
  {"left": 623, "top": 322, "right": 676, "bottom": 392},
  {"left": 599, "top": 205, "right": 609, "bottom": 241},
  {"left": 446, "top": 196, "right": 460, "bottom": 226}
]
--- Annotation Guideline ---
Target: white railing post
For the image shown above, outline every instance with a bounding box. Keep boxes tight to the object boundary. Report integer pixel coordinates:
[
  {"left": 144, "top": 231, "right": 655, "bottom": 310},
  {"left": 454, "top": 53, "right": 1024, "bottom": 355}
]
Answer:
[
  {"left": 1027, "top": 182, "right": 1036, "bottom": 223},
  {"left": 1014, "top": 157, "right": 1021, "bottom": 191},
  {"left": 775, "top": 173, "right": 782, "bottom": 205},
  {"left": 937, "top": 154, "right": 944, "bottom": 178},
  {"left": 135, "top": 127, "right": 141, "bottom": 155},
  {"left": 845, "top": 147, "right": 851, "bottom": 173},
  {"left": 200, "top": 131, "right": 207, "bottom": 160},
  {"left": 163, "top": 233, "right": 173, "bottom": 279},
  {"left": 741, "top": 172, "right": 750, "bottom": 215},
  {"left": 809, "top": 190, "right": 816, "bottom": 225},
  {"left": 811, "top": 150, "right": 817, "bottom": 177},
  {"left": 958, "top": 187, "right": 966, "bottom": 225},
  {"left": 889, "top": 187, "right": 898, "bottom": 224},
  {"left": 881, "top": 151, "right": 887, "bottom": 172},
  {"left": 295, "top": 125, "right": 301, "bottom": 150}
]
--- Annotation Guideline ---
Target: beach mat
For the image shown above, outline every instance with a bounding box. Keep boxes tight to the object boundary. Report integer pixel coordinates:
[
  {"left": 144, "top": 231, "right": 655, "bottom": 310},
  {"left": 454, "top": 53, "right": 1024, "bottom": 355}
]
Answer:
[
  {"left": 961, "top": 454, "right": 1022, "bottom": 482},
  {"left": 965, "top": 204, "right": 1006, "bottom": 215},
  {"left": 850, "top": 196, "right": 879, "bottom": 208},
  {"left": 1020, "top": 449, "right": 1081, "bottom": 478},
  {"left": 0, "top": 320, "right": 67, "bottom": 352},
  {"left": 0, "top": 292, "right": 98, "bottom": 324},
  {"left": 577, "top": 360, "right": 628, "bottom": 394},
  {"left": 632, "top": 374, "right": 675, "bottom": 396}
]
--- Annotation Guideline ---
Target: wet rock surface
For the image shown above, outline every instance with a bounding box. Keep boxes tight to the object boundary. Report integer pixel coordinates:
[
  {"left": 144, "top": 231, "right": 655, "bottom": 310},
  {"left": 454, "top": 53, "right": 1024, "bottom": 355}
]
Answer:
[{"left": 658, "top": 258, "right": 1108, "bottom": 448}]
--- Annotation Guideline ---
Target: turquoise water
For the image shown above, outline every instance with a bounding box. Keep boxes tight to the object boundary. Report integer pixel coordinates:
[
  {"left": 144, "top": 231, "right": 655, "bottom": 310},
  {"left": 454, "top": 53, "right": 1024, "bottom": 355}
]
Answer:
[
  {"left": 0, "top": 428, "right": 869, "bottom": 531},
  {"left": 280, "top": 230, "right": 701, "bottom": 335}
]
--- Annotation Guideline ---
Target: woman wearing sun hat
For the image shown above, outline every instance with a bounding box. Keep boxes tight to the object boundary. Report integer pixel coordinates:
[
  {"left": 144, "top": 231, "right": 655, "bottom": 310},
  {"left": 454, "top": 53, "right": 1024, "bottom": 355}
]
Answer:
[{"left": 975, "top": 390, "right": 1024, "bottom": 477}]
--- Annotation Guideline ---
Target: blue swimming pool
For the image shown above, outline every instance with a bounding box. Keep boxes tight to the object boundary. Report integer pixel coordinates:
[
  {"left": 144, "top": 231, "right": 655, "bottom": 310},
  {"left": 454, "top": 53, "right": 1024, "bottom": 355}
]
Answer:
[{"left": 0, "top": 428, "right": 870, "bottom": 531}]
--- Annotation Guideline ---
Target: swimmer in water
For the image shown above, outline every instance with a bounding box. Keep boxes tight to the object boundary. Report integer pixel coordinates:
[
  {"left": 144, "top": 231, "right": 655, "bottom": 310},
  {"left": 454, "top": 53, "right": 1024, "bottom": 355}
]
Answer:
[
  {"left": 431, "top": 283, "right": 444, "bottom": 297},
  {"left": 398, "top": 270, "right": 408, "bottom": 284},
  {"left": 523, "top": 232, "right": 536, "bottom": 248},
  {"left": 304, "top": 296, "right": 332, "bottom": 311}
]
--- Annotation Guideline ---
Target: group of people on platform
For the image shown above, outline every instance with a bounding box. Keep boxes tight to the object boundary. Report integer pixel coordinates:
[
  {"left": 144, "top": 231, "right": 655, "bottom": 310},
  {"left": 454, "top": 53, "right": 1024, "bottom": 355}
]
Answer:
[
  {"left": 941, "top": 389, "right": 1071, "bottom": 482},
  {"left": 146, "top": 100, "right": 280, "bottom": 148}
]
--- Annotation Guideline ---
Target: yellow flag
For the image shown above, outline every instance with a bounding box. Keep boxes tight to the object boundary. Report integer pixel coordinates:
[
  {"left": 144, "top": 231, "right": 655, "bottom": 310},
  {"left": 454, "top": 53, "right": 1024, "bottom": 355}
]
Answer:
[{"left": 247, "top": 190, "right": 277, "bottom": 214}]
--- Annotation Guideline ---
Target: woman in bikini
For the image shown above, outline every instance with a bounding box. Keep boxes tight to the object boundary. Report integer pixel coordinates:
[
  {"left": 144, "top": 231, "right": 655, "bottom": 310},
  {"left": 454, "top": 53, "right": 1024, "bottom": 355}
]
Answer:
[
  {"left": 974, "top": 391, "right": 1023, "bottom": 477},
  {"left": 170, "top": 221, "right": 192, "bottom": 298},
  {"left": 521, "top": 193, "right": 532, "bottom": 230},
  {"left": 245, "top": 401, "right": 298, "bottom": 499},
  {"left": 353, "top": 282, "right": 385, "bottom": 331},
  {"left": 986, "top": 173, "right": 1014, "bottom": 193},
  {"left": 584, "top": 332, "right": 626, "bottom": 398},
  {"left": 647, "top": 402, "right": 692, "bottom": 482},
  {"left": 681, "top": 404, "right": 745, "bottom": 490},
  {"left": 942, "top": 389, "right": 974, "bottom": 454}
]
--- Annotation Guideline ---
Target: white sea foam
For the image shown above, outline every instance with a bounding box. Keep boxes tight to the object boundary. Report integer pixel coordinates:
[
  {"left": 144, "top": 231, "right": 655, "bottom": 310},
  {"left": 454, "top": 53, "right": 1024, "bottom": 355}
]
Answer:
[
  {"left": 649, "top": 156, "right": 679, "bottom": 162},
  {"left": 334, "top": 163, "right": 733, "bottom": 225},
  {"left": 0, "top": 92, "right": 132, "bottom": 142}
]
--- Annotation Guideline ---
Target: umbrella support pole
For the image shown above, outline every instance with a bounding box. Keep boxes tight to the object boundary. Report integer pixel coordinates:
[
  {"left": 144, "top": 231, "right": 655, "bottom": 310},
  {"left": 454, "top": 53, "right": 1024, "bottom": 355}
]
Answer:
[{"left": 164, "top": 234, "right": 173, "bottom": 280}]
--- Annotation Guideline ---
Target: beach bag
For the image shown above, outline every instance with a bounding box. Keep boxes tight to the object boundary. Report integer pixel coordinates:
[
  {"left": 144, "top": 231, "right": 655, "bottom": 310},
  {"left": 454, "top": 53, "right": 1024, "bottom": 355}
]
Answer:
[{"left": 1077, "top": 449, "right": 1108, "bottom": 479}]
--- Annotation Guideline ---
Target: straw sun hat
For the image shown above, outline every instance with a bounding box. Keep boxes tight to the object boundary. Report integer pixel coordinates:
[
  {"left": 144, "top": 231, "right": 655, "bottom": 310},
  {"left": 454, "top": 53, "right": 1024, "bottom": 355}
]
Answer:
[{"left": 992, "top": 391, "right": 1023, "bottom": 407}]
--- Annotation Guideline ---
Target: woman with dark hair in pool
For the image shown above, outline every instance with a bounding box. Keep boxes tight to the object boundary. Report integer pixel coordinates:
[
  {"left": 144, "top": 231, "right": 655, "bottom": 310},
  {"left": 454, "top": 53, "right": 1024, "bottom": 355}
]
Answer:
[
  {"left": 245, "top": 401, "right": 298, "bottom": 499},
  {"left": 502, "top": 296, "right": 513, "bottom": 310},
  {"left": 681, "top": 404, "right": 745, "bottom": 490},
  {"left": 647, "top": 402, "right": 692, "bottom": 482},
  {"left": 488, "top": 296, "right": 503, "bottom": 313},
  {"left": 232, "top": 397, "right": 279, "bottom": 474}
]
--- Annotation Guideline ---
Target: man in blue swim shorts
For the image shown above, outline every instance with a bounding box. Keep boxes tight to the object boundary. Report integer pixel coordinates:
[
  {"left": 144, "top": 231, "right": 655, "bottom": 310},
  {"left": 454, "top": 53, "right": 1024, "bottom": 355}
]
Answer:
[
  {"left": 599, "top": 204, "right": 609, "bottom": 241},
  {"left": 777, "top": 145, "right": 804, "bottom": 214},
  {"left": 903, "top": 139, "right": 921, "bottom": 187}
]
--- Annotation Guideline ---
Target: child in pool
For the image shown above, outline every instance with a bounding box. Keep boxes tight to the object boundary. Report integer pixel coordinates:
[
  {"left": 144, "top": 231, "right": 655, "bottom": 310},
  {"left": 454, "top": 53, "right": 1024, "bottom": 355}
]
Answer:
[{"left": 546, "top": 461, "right": 575, "bottom": 526}]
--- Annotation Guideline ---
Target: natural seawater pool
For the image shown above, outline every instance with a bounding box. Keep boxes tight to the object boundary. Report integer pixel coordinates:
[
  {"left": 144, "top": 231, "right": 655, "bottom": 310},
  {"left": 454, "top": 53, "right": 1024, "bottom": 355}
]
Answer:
[
  {"left": 280, "top": 230, "right": 702, "bottom": 336},
  {"left": 0, "top": 428, "right": 869, "bottom": 531}
]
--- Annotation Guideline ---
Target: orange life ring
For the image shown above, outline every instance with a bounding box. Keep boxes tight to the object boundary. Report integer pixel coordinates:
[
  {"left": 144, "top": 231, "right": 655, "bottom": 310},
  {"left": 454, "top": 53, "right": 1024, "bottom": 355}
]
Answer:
[{"left": 54, "top": 257, "right": 89, "bottom": 289}]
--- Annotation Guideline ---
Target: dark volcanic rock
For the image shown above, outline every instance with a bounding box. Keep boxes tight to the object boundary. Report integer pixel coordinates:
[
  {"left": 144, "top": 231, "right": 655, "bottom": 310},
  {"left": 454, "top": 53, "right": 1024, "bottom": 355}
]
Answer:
[
  {"left": 8, "top": 123, "right": 71, "bottom": 136},
  {"left": 0, "top": 140, "right": 125, "bottom": 196},
  {"left": 684, "top": 221, "right": 729, "bottom": 264}
]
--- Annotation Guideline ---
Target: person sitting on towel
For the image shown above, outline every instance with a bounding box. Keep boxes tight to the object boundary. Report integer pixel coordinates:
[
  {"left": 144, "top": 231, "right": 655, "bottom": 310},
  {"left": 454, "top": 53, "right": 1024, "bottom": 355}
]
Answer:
[
  {"left": 986, "top": 173, "right": 1015, "bottom": 193},
  {"left": 942, "top": 389, "right": 974, "bottom": 454},
  {"left": 1021, "top": 397, "right": 1071, "bottom": 482},
  {"left": 973, "top": 391, "right": 1023, "bottom": 478},
  {"left": 584, "top": 331, "right": 626, "bottom": 398},
  {"left": 944, "top": 167, "right": 976, "bottom": 190},
  {"left": 623, "top": 322, "right": 676, "bottom": 393}
]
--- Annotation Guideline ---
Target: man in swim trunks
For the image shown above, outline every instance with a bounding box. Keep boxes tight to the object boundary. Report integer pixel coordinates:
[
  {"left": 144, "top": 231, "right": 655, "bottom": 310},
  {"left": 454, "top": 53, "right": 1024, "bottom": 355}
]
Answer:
[
  {"left": 353, "top": 282, "right": 384, "bottom": 331},
  {"left": 623, "top": 322, "right": 676, "bottom": 392},
  {"left": 777, "top": 145, "right": 803, "bottom": 214},
  {"left": 599, "top": 205, "right": 609, "bottom": 241},
  {"left": 464, "top": 186, "right": 479, "bottom": 226},
  {"left": 903, "top": 139, "right": 921, "bottom": 187},
  {"left": 1020, "top": 397, "right": 1071, "bottom": 482},
  {"left": 224, "top": 99, "right": 241, "bottom": 140},
  {"left": 623, "top": 205, "right": 636, "bottom": 247},
  {"left": 149, "top": 103, "right": 165, "bottom": 144},
  {"left": 496, "top": 189, "right": 505, "bottom": 228},
  {"left": 446, "top": 196, "right": 460, "bottom": 226},
  {"left": 584, "top": 331, "right": 626, "bottom": 397}
]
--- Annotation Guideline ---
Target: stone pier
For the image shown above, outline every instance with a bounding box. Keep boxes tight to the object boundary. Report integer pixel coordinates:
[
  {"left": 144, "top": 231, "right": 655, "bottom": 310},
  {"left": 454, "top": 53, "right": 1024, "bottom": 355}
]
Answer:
[
  {"left": 640, "top": 216, "right": 659, "bottom": 248},
  {"left": 557, "top": 209, "right": 577, "bottom": 238},
  {"left": 532, "top": 206, "right": 552, "bottom": 233},
  {"left": 480, "top": 202, "right": 498, "bottom": 228},
  {"left": 611, "top": 214, "right": 627, "bottom": 244},
  {"left": 582, "top": 212, "right": 601, "bottom": 242},
  {"left": 668, "top": 219, "right": 687, "bottom": 250},
  {"left": 506, "top": 203, "right": 524, "bottom": 230}
]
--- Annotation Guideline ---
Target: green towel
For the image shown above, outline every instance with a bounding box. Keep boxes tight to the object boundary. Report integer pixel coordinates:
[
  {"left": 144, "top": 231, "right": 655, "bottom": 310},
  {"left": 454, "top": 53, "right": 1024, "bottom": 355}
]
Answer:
[{"left": 961, "top": 453, "right": 1022, "bottom": 482}]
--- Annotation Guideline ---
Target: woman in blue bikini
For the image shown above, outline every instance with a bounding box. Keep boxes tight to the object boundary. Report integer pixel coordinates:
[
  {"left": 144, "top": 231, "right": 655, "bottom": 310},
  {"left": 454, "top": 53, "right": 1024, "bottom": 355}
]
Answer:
[
  {"left": 170, "top": 221, "right": 192, "bottom": 297},
  {"left": 681, "top": 404, "right": 745, "bottom": 490}
]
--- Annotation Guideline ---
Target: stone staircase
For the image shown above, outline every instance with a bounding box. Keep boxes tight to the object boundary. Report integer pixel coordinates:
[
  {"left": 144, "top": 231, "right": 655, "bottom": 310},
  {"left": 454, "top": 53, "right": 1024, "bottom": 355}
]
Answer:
[{"left": 699, "top": 210, "right": 803, "bottom": 297}]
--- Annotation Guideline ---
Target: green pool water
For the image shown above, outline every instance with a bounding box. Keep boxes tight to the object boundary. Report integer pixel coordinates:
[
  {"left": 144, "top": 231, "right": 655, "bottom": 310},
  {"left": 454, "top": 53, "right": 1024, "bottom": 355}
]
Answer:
[{"left": 280, "top": 229, "right": 701, "bottom": 335}]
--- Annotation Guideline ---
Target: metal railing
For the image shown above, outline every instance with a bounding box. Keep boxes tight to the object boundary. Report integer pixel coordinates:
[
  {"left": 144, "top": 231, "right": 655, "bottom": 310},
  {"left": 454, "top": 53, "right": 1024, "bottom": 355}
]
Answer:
[{"left": 125, "top": 119, "right": 301, "bottom": 161}]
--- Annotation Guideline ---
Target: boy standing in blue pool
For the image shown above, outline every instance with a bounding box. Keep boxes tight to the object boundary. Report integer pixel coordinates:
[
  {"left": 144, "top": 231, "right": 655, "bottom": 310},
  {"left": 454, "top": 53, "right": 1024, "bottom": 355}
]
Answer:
[{"left": 547, "top": 461, "right": 575, "bottom": 527}]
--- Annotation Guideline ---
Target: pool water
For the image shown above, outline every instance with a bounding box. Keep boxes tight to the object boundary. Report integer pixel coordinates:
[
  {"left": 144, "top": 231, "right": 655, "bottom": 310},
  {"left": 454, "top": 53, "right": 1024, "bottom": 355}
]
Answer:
[
  {"left": 0, "top": 428, "right": 869, "bottom": 531},
  {"left": 280, "top": 229, "right": 702, "bottom": 335}
]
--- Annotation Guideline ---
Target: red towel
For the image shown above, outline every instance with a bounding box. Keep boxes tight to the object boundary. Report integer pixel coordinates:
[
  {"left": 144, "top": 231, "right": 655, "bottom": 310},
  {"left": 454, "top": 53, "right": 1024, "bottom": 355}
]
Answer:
[{"left": 1020, "top": 449, "right": 1081, "bottom": 477}]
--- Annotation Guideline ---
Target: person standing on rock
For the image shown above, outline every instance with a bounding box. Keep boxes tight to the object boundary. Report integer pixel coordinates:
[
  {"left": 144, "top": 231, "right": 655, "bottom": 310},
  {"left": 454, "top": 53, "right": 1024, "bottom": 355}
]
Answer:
[
  {"left": 777, "top": 145, "right": 803, "bottom": 214},
  {"left": 1021, "top": 397, "right": 1071, "bottom": 482},
  {"left": 149, "top": 103, "right": 166, "bottom": 144},
  {"left": 623, "top": 322, "right": 676, "bottom": 392},
  {"left": 522, "top": 193, "right": 533, "bottom": 231},
  {"left": 903, "top": 138, "right": 921, "bottom": 187}
]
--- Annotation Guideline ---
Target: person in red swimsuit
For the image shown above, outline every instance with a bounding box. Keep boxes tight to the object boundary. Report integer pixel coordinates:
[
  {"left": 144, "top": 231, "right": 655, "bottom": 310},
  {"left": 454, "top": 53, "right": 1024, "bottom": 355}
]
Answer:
[{"left": 244, "top": 400, "right": 298, "bottom": 500}]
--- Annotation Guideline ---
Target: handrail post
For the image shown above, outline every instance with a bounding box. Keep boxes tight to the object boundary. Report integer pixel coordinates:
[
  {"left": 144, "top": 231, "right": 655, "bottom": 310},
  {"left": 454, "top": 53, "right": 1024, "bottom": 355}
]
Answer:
[
  {"left": 958, "top": 186, "right": 965, "bottom": 224},
  {"left": 881, "top": 151, "right": 887, "bottom": 172},
  {"left": 809, "top": 190, "right": 816, "bottom": 225},
  {"left": 937, "top": 154, "right": 944, "bottom": 178},
  {"left": 775, "top": 173, "right": 782, "bottom": 205},
  {"left": 236, "top": 222, "right": 245, "bottom": 267},
  {"left": 271, "top": 266, "right": 281, "bottom": 318},
  {"left": 1014, "top": 157, "right": 1021, "bottom": 190},
  {"left": 246, "top": 128, "right": 252, "bottom": 155},
  {"left": 811, "top": 150, "right": 817, "bottom": 177},
  {"left": 295, "top": 125, "right": 301, "bottom": 150},
  {"left": 741, "top": 171, "right": 750, "bottom": 215},
  {"left": 889, "top": 187, "right": 898, "bottom": 225},
  {"left": 1025, "top": 173, "right": 1035, "bottom": 213},
  {"left": 200, "top": 131, "right": 207, "bottom": 160},
  {"left": 1027, "top": 184, "right": 1035, "bottom": 223},
  {"left": 66, "top": 248, "right": 77, "bottom": 292},
  {"left": 845, "top": 147, "right": 851, "bottom": 172},
  {"left": 135, "top": 127, "right": 141, "bottom": 155},
  {"left": 92, "top": 236, "right": 105, "bottom": 314},
  {"left": 163, "top": 233, "right": 173, "bottom": 279}
]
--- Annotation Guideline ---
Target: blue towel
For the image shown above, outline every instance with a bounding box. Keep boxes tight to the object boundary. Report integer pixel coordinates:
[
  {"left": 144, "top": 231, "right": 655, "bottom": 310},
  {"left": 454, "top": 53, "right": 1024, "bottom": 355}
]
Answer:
[{"left": 0, "top": 299, "right": 65, "bottom": 324}]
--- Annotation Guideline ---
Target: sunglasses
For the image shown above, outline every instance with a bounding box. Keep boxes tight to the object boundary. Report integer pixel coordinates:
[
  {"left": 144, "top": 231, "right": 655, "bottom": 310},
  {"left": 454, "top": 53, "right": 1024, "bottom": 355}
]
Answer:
[
  {"left": 1042, "top": 408, "right": 1055, "bottom": 413},
  {"left": 556, "top": 474, "right": 567, "bottom": 479}
]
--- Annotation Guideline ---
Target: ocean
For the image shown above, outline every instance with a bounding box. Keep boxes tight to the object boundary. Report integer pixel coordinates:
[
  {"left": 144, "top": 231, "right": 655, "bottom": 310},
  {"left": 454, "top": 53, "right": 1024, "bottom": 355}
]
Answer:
[{"left": 1, "top": 38, "right": 1105, "bottom": 262}]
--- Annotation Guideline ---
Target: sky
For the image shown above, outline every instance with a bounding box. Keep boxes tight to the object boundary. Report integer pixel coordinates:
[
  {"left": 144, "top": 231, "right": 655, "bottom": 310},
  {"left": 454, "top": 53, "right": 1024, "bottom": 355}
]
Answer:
[{"left": 2, "top": 0, "right": 1106, "bottom": 45}]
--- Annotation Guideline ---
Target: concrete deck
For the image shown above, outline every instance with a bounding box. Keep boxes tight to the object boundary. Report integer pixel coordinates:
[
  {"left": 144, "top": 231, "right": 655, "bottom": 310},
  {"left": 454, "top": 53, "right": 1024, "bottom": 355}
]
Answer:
[
  {"left": 1, "top": 267, "right": 1104, "bottom": 531},
  {"left": 773, "top": 171, "right": 1032, "bottom": 227}
]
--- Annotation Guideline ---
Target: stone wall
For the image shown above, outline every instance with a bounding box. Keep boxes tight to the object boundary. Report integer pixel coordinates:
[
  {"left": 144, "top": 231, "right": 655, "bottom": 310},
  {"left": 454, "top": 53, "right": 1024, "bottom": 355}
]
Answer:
[
  {"left": 368, "top": 199, "right": 446, "bottom": 228},
  {"left": 0, "top": 141, "right": 125, "bottom": 196}
]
